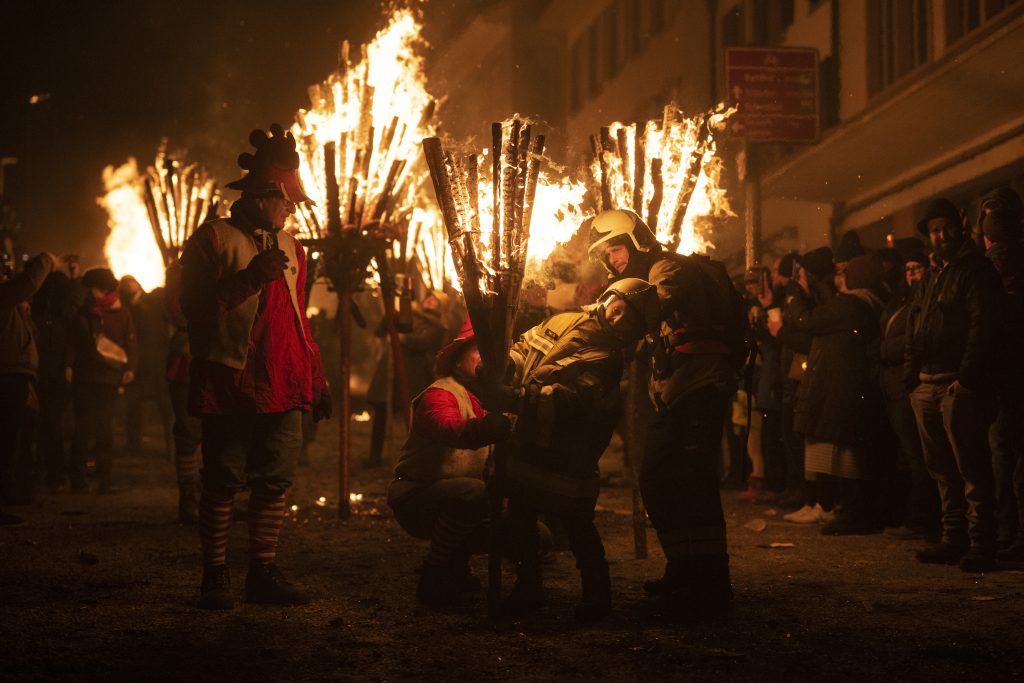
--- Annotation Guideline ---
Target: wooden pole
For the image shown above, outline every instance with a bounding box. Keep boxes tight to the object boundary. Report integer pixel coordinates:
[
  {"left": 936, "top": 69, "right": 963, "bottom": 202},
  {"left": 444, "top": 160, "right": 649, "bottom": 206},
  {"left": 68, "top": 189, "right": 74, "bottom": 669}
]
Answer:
[{"left": 337, "top": 290, "right": 353, "bottom": 519}]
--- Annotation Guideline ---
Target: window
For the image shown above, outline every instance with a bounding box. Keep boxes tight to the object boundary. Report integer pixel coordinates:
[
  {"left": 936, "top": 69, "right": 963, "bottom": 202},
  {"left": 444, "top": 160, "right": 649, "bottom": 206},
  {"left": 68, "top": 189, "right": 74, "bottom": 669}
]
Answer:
[
  {"left": 605, "top": 3, "right": 622, "bottom": 78},
  {"left": 945, "top": 0, "right": 1020, "bottom": 45},
  {"left": 722, "top": 4, "right": 744, "bottom": 47},
  {"left": 868, "top": 0, "right": 930, "bottom": 95},
  {"left": 588, "top": 23, "right": 601, "bottom": 98}
]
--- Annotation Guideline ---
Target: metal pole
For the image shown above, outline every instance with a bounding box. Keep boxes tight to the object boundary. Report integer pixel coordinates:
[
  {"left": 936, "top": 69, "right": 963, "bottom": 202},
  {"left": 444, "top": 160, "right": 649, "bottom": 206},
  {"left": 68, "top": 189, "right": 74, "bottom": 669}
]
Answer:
[
  {"left": 743, "top": 141, "right": 762, "bottom": 269},
  {"left": 338, "top": 288, "right": 352, "bottom": 519}
]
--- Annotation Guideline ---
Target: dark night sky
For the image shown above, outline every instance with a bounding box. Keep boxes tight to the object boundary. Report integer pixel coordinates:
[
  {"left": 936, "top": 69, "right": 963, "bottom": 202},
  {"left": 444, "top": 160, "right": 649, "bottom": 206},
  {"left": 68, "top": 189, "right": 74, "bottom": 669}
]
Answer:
[{"left": 0, "top": 0, "right": 477, "bottom": 266}]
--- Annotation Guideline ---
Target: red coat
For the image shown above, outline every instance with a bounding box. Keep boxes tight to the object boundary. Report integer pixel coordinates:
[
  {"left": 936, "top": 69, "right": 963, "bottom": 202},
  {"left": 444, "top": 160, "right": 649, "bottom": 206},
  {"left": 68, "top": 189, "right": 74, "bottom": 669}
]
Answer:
[
  {"left": 412, "top": 385, "right": 488, "bottom": 448},
  {"left": 180, "top": 214, "right": 325, "bottom": 415}
]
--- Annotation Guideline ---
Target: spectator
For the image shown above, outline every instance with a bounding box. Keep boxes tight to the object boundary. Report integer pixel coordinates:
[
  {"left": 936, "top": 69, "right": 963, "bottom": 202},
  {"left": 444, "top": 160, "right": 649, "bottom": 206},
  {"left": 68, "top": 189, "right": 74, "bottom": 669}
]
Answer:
[
  {"left": 979, "top": 188, "right": 1024, "bottom": 561},
  {"left": 31, "top": 270, "right": 78, "bottom": 493},
  {"left": 791, "top": 252, "right": 886, "bottom": 535},
  {"left": 0, "top": 252, "right": 58, "bottom": 522},
  {"left": 880, "top": 238, "right": 940, "bottom": 540},
  {"left": 120, "top": 275, "right": 173, "bottom": 458},
  {"left": 66, "top": 267, "right": 138, "bottom": 494},
  {"left": 367, "top": 291, "right": 448, "bottom": 467},
  {"left": 906, "top": 197, "right": 1005, "bottom": 571}
]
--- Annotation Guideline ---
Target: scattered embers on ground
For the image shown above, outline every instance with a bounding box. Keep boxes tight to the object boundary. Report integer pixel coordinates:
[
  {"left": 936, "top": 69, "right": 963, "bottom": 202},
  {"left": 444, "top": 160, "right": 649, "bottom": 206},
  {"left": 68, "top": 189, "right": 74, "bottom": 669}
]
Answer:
[{"left": 2, "top": 422, "right": 1023, "bottom": 681}]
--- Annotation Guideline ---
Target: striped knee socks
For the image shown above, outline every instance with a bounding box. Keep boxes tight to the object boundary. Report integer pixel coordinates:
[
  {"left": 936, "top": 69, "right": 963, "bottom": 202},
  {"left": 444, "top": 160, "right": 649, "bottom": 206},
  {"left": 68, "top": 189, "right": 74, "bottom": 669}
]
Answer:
[
  {"left": 248, "top": 492, "right": 286, "bottom": 565},
  {"left": 199, "top": 493, "right": 234, "bottom": 565}
]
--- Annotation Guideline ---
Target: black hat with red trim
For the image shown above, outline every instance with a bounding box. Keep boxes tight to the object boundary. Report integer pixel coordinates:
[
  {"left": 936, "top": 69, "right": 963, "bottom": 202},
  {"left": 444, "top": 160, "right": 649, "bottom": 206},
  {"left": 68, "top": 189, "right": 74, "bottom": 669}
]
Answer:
[{"left": 226, "top": 124, "right": 314, "bottom": 204}]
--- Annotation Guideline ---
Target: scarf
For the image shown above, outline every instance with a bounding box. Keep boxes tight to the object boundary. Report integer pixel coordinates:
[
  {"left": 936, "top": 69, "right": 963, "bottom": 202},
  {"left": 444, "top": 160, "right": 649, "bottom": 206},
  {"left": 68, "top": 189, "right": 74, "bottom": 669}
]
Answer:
[{"left": 89, "top": 289, "right": 121, "bottom": 318}]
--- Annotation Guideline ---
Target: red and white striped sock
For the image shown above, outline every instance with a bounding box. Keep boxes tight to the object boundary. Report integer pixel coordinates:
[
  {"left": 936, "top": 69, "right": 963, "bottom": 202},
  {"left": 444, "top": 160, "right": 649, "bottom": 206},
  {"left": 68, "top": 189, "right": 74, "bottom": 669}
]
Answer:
[
  {"left": 175, "top": 447, "right": 201, "bottom": 484},
  {"left": 199, "top": 493, "right": 234, "bottom": 565},
  {"left": 248, "top": 492, "right": 286, "bottom": 565}
]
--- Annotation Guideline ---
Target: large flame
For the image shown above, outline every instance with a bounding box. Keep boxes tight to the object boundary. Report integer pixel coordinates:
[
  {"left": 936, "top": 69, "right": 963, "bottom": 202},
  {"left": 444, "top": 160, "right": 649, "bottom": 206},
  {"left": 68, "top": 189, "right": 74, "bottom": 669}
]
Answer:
[
  {"left": 99, "top": 159, "right": 164, "bottom": 291},
  {"left": 291, "top": 8, "right": 435, "bottom": 238},
  {"left": 592, "top": 104, "right": 736, "bottom": 255}
]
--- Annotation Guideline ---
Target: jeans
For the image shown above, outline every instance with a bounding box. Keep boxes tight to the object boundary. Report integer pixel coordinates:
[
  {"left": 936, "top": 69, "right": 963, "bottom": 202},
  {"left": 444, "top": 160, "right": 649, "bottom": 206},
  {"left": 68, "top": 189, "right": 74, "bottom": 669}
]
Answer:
[
  {"left": 910, "top": 382, "right": 997, "bottom": 550},
  {"left": 200, "top": 411, "right": 303, "bottom": 497},
  {"left": 70, "top": 381, "right": 119, "bottom": 488}
]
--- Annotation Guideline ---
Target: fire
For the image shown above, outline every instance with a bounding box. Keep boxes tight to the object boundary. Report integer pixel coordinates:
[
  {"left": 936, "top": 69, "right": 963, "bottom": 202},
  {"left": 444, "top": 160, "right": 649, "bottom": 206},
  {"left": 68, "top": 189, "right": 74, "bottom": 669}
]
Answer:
[
  {"left": 290, "top": 8, "right": 436, "bottom": 239},
  {"left": 591, "top": 104, "right": 736, "bottom": 255},
  {"left": 99, "top": 159, "right": 164, "bottom": 291}
]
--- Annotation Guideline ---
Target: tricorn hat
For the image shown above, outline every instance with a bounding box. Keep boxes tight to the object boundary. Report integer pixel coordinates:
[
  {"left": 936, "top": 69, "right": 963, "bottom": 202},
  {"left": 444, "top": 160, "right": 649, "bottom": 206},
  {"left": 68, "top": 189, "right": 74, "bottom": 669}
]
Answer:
[
  {"left": 226, "top": 124, "right": 314, "bottom": 204},
  {"left": 433, "top": 317, "right": 476, "bottom": 377}
]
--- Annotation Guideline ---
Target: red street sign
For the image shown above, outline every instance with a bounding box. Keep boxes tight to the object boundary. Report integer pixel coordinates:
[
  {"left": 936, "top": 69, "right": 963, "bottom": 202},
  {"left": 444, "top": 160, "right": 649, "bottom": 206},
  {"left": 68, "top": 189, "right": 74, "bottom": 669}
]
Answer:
[{"left": 726, "top": 47, "right": 819, "bottom": 143}]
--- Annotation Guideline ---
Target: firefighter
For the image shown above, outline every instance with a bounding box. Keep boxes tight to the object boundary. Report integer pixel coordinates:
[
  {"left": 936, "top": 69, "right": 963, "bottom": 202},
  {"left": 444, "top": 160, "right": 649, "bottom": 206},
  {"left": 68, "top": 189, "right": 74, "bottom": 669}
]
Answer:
[
  {"left": 484, "top": 277, "right": 657, "bottom": 622},
  {"left": 180, "top": 124, "right": 331, "bottom": 610},
  {"left": 588, "top": 209, "right": 742, "bottom": 613}
]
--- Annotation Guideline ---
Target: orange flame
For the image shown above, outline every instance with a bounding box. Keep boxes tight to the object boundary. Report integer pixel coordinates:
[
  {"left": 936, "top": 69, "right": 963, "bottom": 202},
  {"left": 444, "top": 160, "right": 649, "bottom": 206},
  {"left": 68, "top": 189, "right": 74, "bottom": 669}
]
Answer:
[{"left": 98, "top": 159, "right": 164, "bottom": 291}]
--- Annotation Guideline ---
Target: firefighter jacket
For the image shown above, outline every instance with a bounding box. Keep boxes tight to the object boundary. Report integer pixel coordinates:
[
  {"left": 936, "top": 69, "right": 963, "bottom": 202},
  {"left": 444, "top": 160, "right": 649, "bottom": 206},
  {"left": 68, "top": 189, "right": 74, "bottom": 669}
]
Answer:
[
  {"left": 645, "top": 255, "right": 736, "bottom": 410},
  {"left": 505, "top": 310, "right": 624, "bottom": 506}
]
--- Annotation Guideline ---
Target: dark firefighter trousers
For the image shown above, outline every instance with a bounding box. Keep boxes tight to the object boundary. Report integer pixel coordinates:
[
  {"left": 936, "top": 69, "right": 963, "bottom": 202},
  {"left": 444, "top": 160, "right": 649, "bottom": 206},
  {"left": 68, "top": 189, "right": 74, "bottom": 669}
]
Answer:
[{"left": 641, "top": 383, "right": 730, "bottom": 575}]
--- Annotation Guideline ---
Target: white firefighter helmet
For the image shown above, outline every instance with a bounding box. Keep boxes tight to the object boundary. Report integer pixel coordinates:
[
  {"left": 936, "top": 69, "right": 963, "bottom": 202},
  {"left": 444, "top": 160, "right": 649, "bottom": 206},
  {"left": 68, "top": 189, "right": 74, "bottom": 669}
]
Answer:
[
  {"left": 586, "top": 209, "right": 660, "bottom": 259},
  {"left": 599, "top": 277, "right": 660, "bottom": 333}
]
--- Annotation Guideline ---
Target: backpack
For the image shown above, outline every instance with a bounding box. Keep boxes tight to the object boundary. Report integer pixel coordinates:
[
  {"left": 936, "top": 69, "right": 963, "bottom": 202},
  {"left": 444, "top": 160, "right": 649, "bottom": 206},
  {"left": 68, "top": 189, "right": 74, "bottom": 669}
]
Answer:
[{"left": 659, "top": 251, "right": 751, "bottom": 373}]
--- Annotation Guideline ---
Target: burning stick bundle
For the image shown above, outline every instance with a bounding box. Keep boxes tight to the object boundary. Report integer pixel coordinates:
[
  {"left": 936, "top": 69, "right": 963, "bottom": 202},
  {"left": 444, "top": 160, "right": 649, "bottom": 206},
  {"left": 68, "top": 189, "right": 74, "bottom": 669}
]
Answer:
[
  {"left": 422, "top": 119, "right": 546, "bottom": 382},
  {"left": 290, "top": 8, "right": 439, "bottom": 242},
  {"left": 590, "top": 103, "right": 735, "bottom": 255},
  {"left": 140, "top": 140, "right": 221, "bottom": 264}
]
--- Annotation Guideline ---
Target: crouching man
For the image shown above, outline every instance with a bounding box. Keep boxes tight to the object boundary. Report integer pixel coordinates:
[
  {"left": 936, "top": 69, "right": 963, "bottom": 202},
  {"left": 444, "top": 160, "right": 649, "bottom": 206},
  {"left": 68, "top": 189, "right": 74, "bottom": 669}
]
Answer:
[
  {"left": 485, "top": 278, "right": 656, "bottom": 622},
  {"left": 388, "top": 320, "right": 512, "bottom": 607},
  {"left": 180, "top": 125, "right": 331, "bottom": 610}
]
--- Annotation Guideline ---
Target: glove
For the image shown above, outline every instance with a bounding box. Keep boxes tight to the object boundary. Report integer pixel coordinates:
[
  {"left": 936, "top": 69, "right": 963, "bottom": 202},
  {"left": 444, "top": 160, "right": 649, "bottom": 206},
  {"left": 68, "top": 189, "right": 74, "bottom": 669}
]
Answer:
[
  {"left": 313, "top": 386, "right": 332, "bottom": 423},
  {"left": 479, "top": 382, "right": 523, "bottom": 414},
  {"left": 247, "top": 249, "right": 289, "bottom": 284},
  {"left": 477, "top": 412, "right": 512, "bottom": 443}
]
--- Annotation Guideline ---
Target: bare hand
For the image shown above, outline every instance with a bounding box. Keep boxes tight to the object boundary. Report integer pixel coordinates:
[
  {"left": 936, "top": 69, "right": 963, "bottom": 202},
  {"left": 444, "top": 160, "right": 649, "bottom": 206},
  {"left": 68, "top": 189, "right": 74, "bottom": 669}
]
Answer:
[
  {"left": 947, "top": 380, "right": 961, "bottom": 396},
  {"left": 247, "top": 249, "right": 289, "bottom": 283},
  {"left": 65, "top": 367, "right": 73, "bottom": 383},
  {"left": 45, "top": 252, "right": 65, "bottom": 271},
  {"left": 122, "top": 370, "right": 135, "bottom": 385}
]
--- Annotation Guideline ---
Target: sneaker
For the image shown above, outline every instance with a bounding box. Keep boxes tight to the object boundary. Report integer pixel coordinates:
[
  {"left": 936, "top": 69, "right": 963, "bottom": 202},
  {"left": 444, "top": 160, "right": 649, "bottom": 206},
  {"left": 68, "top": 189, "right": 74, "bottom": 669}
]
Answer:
[
  {"left": 245, "top": 562, "right": 310, "bottom": 605},
  {"left": 198, "top": 563, "right": 234, "bottom": 610},
  {"left": 916, "top": 542, "right": 969, "bottom": 565},
  {"left": 783, "top": 503, "right": 822, "bottom": 523},
  {"left": 959, "top": 547, "right": 997, "bottom": 573}
]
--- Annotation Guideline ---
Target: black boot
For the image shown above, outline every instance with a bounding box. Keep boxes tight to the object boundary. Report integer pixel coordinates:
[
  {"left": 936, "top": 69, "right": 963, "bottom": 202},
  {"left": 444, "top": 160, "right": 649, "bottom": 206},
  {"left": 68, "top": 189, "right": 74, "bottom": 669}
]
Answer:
[
  {"left": 916, "top": 541, "right": 969, "bottom": 565},
  {"left": 643, "top": 559, "right": 687, "bottom": 596},
  {"left": 198, "top": 563, "right": 234, "bottom": 610},
  {"left": 575, "top": 561, "right": 611, "bottom": 623},
  {"left": 416, "top": 565, "right": 461, "bottom": 607},
  {"left": 245, "top": 562, "right": 310, "bottom": 605},
  {"left": 448, "top": 551, "right": 481, "bottom": 593},
  {"left": 178, "top": 478, "right": 200, "bottom": 524},
  {"left": 503, "top": 558, "right": 543, "bottom": 617}
]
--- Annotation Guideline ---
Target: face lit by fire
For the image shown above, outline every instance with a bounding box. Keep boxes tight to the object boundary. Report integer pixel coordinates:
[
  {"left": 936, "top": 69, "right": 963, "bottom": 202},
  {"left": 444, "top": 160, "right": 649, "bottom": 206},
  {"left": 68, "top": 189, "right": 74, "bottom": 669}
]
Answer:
[
  {"left": 905, "top": 261, "right": 925, "bottom": 287},
  {"left": 603, "top": 295, "right": 642, "bottom": 341},
  {"left": 928, "top": 217, "right": 963, "bottom": 263},
  {"left": 454, "top": 343, "right": 482, "bottom": 378},
  {"left": 256, "top": 196, "right": 296, "bottom": 231},
  {"left": 605, "top": 244, "right": 631, "bottom": 275}
]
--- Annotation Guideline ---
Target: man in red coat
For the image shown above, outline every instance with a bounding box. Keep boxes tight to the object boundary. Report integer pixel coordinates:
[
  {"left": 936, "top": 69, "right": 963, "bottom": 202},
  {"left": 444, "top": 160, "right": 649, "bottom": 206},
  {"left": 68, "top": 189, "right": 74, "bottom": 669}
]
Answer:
[
  {"left": 180, "top": 125, "right": 331, "bottom": 610},
  {"left": 387, "top": 320, "right": 511, "bottom": 607}
]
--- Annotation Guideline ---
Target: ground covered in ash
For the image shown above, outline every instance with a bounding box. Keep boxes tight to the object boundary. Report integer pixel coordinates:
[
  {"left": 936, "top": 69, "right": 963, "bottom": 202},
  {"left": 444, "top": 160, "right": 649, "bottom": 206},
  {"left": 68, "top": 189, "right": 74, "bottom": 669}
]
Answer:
[{"left": 2, "top": 419, "right": 1023, "bottom": 682}]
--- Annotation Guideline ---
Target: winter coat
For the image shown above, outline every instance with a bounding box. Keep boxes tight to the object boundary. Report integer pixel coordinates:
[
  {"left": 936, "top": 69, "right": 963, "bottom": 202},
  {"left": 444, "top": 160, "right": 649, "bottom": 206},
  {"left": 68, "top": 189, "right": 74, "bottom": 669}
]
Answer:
[
  {"left": 986, "top": 241, "right": 1024, "bottom": 382},
  {"left": 124, "top": 288, "right": 171, "bottom": 394},
  {"left": 879, "top": 288, "right": 914, "bottom": 401},
  {"left": 31, "top": 271, "right": 78, "bottom": 381},
  {"left": 66, "top": 300, "right": 138, "bottom": 386},
  {"left": 0, "top": 253, "right": 54, "bottom": 377},
  {"left": 905, "top": 239, "right": 1005, "bottom": 390},
  {"left": 792, "top": 286, "right": 884, "bottom": 446},
  {"left": 367, "top": 308, "right": 446, "bottom": 406},
  {"left": 777, "top": 280, "right": 816, "bottom": 405}
]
